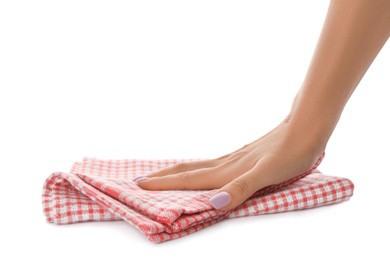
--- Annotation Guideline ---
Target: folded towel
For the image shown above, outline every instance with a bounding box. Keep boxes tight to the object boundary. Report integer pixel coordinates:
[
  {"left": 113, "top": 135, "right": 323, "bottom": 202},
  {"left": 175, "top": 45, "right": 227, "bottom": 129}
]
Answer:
[{"left": 42, "top": 153, "right": 354, "bottom": 243}]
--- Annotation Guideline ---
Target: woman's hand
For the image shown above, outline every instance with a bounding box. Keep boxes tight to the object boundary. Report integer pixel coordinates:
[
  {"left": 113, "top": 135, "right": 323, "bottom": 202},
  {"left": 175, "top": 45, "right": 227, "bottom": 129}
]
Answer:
[
  {"left": 133, "top": 116, "right": 326, "bottom": 211},
  {"left": 135, "top": 0, "right": 390, "bottom": 211}
]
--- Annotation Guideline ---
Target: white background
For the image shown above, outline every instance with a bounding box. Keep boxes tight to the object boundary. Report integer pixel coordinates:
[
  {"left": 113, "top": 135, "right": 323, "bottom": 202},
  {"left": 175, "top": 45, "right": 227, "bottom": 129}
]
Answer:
[{"left": 1, "top": 0, "right": 389, "bottom": 259}]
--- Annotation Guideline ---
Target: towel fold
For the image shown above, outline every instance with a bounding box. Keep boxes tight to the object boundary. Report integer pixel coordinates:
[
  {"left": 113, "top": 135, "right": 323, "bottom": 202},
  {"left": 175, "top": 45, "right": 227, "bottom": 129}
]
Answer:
[{"left": 42, "top": 153, "right": 354, "bottom": 243}]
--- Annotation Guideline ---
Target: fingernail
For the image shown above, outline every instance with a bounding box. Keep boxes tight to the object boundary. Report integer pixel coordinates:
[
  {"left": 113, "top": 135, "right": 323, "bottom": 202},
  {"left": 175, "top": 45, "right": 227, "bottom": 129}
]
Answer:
[
  {"left": 209, "top": 191, "right": 231, "bottom": 209},
  {"left": 132, "top": 176, "right": 144, "bottom": 182},
  {"left": 133, "top": 176, "right": 149, "bottom": 184}
]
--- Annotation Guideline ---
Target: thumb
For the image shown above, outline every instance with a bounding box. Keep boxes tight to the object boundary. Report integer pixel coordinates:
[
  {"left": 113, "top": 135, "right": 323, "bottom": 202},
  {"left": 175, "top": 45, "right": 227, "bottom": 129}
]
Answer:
[{"left": 209, "top": 171, "right": 262, "bottom": 211}]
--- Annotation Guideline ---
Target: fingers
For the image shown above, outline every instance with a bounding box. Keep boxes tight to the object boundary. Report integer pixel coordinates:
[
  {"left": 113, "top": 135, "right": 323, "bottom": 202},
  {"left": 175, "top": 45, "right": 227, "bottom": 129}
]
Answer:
[
  {"left": 135, "top": 166, "right": 223, "bottom": 190},
  {"left": 135, "top": 156, "right": 263, "bottom": 211},
  {"left": 209, "top": 167, "right": 265, "bottom": 211},
  {"left": 145, "top": 159, "right": 217, "bottom": 178}
]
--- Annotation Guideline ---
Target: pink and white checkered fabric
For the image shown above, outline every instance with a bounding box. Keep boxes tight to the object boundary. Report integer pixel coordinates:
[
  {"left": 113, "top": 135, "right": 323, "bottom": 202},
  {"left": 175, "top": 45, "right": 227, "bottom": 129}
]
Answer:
[{"left": 42, "top": 153, "right": 354, "bottom": 243}]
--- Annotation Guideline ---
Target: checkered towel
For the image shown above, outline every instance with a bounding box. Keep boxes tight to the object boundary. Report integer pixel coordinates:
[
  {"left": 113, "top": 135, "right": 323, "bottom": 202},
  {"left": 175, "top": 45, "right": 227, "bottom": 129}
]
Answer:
[{"left": 42, "top": 153, "right": 354, "bottom": 243}]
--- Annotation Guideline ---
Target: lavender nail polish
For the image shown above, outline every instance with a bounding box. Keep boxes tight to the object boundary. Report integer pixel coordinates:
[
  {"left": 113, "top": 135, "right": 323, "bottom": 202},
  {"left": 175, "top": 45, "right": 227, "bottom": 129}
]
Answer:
[
  {"left": 209, "top": 192, "right": 231, "bottom": 209},
  {"left": 133, "top": 176, "right": 149, "bottom": 184},
  {"left": 132, "top": 176, "right": 144, "bottom": 182}
]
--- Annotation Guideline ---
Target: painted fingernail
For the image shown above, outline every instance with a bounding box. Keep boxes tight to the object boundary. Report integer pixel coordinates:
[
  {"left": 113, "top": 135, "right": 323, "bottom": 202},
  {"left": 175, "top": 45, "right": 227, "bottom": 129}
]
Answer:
[
  {"left": 209, "top": 192, "right": 231, "bottom": 209},
  {"left": 133, "top": 176, "right": 149, "bottom": 184},
  {"left": 132, "top": 176, "right": 144, "bottom": 182}
]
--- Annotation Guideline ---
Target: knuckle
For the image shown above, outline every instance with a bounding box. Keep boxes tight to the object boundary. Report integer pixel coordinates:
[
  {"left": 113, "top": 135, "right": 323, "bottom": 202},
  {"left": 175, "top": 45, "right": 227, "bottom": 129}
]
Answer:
[
  {"left": 214, "top": 153, "right": 230, "bottom": 162},
  {"left": 178, "top": 171, "right": 191, "bottom": 189},
  {"left": 230, "top": 178, "right": 250, "bottom": 194},
  {"left": 173, "top": 162, "right": 187, "bottom": 172},
  {"left": 203, "top": 159, "right": 218, "bottom": 167}
]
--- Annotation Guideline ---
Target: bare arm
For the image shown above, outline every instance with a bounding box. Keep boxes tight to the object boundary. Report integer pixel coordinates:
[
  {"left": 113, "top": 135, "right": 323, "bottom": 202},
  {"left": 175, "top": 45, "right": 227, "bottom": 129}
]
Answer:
[
  {"left": 289, "top": 0, "right": 390, "bottom": 149},
  {"left": 134, "top": 0, "right": 390, "bottom": 211}
]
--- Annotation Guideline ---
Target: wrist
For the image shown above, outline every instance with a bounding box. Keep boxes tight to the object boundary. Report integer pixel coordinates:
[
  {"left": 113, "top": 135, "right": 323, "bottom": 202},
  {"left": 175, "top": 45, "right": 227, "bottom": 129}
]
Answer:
[
  {"left": 281, "top": 113, "right": 329, "bottom": 157},
  {"left": 284, "top": 88, "right": 342, "bottom": 154}
]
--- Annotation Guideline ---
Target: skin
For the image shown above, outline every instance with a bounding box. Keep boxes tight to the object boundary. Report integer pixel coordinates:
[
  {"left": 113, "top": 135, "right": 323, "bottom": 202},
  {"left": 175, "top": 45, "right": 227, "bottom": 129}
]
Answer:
[{"left": 136, "top": 0, "right": 390, "bottom": 211}]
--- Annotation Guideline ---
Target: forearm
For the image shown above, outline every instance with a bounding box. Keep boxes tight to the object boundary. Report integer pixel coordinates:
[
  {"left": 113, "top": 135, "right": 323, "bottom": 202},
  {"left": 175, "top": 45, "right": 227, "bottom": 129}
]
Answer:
[{"left": 288, "top": 0, "right": 390, "bottom": 150}]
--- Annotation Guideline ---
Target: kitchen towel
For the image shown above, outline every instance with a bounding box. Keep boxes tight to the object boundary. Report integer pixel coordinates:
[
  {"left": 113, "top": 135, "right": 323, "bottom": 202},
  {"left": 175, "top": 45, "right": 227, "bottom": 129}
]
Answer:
[{"left": 42, "top": 152, "right": 354, "bottom": 243}]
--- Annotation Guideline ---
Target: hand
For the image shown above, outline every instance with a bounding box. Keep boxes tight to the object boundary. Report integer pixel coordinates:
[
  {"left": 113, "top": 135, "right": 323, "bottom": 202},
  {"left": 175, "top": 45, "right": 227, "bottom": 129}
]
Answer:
[{"left": 133, "top": 117, "right": 326, "bottom": 211}]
